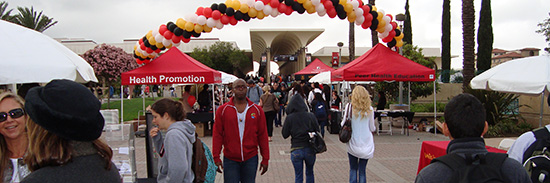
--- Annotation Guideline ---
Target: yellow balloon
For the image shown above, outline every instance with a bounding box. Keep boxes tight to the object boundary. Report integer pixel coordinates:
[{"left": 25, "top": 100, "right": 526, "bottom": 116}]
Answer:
[
  {"left": 185, "top": 22, "right": 195, "bottom": 32},
  {"left": 307, "top": 7, "right": 316, "bottom": 14},
  {"left": 176, "top": 18, "right": 186, "bottom": 29},
  {"left": 249, "top": 8, "right": 258, "bottom": 18},
  {"left": 344, "top": 3, "right": 353, "bottom": 13},
  {"left": 166, "top": 44, "right": 172, "bottom": 49},
  {"left": 225, "top": 0, "right": 233, "bottom": 8},
  {"left": 396, "top": 40, "right": 403, "bottom": 47},
  {"left": 257, "top": 11, "right": 265, "bottom": 19},
  {"left": 134, "top": 45, "right": 137, "bottom": 50},
  {"left": 347, "top": 11, "right": 356, "bottom": 22},
  {"left": 148, "top": 36, "right": 157, "bottom": 45},
  {"left": 377, "top": 11, "right": 383, "bottom": 20},
  {"left": 397, "top": 32, "right": 404, "bottom": 39},
  {"left": 146, "top": 30, "right": 153, "bottom": 39},
  {"left": 233, "top": 0, "right": 241, "bottom": 10},
  {"left": 194, "top": 24, "right": 203, "bottom": 33},
  {"left": 148, "top": 54, "right": 155, "bottom": 59},
  {"left": 240, "top": 4, "right": 249, "bottom": 13},
  {"left": 156, "top": 42, "right": 164, "bottom": 48},
  {"left": 203, "top": 25, "right": 213, "bottom": 33},
  {"left": 297, "top": 0, "right": 306, "bottom": 4},
  {"left": 339, "top": 0, "right": 346, "bottom": 5},
  {"left": 372, "top": 6, "right": 377, "bottom": 11},
  {"left": 377, "top": 20, "right": 386, "bottom": 32},
  {"left": 304, "top": 0, "right": 313, "bottom": 9}
]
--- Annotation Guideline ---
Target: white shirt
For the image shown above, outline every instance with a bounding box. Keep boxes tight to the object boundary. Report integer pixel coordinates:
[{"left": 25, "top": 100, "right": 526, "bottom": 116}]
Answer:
[
  {"left": 307, "top": 88, "right": 324, "bottom": 104},
  {"left": 507, "top": 125, "right": 550, "bottom": 163},
  {"left": 341, "top": 104, "right": 377, "bottom": 159},
  {"left": 11, "top": 158, "right": 19, "bottom": 183},
  {"left": 237, "top": 104, "right": 251, "bottom": 142}
]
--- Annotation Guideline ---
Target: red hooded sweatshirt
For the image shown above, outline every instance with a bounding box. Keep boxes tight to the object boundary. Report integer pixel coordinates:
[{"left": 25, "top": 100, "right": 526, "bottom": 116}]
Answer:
[{"left": 212, "top": 97, "right": 270, "bottom": 166}]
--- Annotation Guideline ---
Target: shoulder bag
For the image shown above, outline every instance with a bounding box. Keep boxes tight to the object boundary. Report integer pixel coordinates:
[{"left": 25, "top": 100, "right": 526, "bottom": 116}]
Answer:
[
  {"left": 339, "top": 103, "right": 352, "bottom": 143},
  {"left": 308, "top": 118, "right": 327, "bottom": 154}
]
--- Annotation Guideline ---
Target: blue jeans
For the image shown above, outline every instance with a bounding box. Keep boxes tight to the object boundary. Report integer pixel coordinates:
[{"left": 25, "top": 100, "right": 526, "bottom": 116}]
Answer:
[
  {"left": 348, "top": 153, "right": 368, "bottom": 183},
  {"left": 275, "top": 105, "right": 284, "bottom": 126},
  {"left": 291, "top": 147, "right": 316, "bottom": 183},
  {"left": 223, "top": 155, "right": 258, "bottom": 183},
  {"left": 318, "top": 120, "right": 327, "bottom": 137}
]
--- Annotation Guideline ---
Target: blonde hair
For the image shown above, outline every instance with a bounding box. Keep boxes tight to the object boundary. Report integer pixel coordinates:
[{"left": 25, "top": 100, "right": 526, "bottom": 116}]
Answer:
[
  {"left": 262, "top": 85, "right": 271, "bottom": 93},
  {"left": 24, "top": 119, "right": 113, "bottom": 171},
  {"left": 351, "top": 86, "right": 372, "bottom": 119},
  {"left": 0, "top": 92, "right": 26, "bottom": 179}
]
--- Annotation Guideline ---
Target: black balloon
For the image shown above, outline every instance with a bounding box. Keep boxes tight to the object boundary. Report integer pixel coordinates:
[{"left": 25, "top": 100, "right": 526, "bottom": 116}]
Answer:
[
  {"left": 331, "top": 0, "right": 339, "bottom": 8},
  {"left": 370, "top": 11, "right": 378, "bottom": 20},
  {"left": 285, "top": 0, "right": 294, "bottom": 6},
  {"left": 182, "top": 31, "right": 192, "bottom": 39},
  {"left": 143, "top": 38, "right": 151, "bottom": 47},
  {"left": 235, "top": 11, "right": 244, "bottom": 20},
  {"left": 192, "top": 31, "right": 201, "bottom": 38},
  {"left": 279, "top": 0, "right": 284, "bottom": 2},
  {"left": 167, "top": 22, "right": 176, "bottom": 32},
  {"left": 218, "top": 3, "right": 227, "bottom": 14},
  {"left": 366, "top": 4, "right": 372, "bottom": 10},
  {"left": 395, "top": 29, "right": 401, "bottom": 37},
  {"left": 211, "top": 4, "right": 218, "bottom": 11},
  {"left": 226, "top": 7, "right": 235, "bottom": 16},
  {"left": 173, "top": 27, "right": 183, "bottom": 36},
  {"left": 336, "top": 4, "right": 346, "bottom": 19},
  {"left": 151, "top": 45, "right": 158, "bottom": 50},
  {"left": 133, "top": 53, "right": 138, "bottom": 58},
  {"left": 370, "top": 19, "right": 379, "bottom": 31},
  {"left": 243, "top": 13, "right": 251, "bottom": 21},
  {"left": 387, "top": 38, "right": 396, "bottom": 48}
]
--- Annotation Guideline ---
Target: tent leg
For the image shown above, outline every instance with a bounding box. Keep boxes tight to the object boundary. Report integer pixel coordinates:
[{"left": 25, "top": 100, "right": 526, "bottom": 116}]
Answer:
[
  {"left": 399, "top": 82, "right": 403, "bottom": 104},
  {"left": 434, "top": 81, "right": 437, "bottom": 135},
  {"left": 121, "top": 85, "right": 124, "bottom": 123},
  {"left": 540, "top": 92, "right": 545, "bottom": 127}
]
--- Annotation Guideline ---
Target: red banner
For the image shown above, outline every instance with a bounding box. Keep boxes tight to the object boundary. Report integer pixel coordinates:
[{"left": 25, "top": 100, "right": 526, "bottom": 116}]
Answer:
[{"left": 332, "top": 52, "right": 339, "bottom": 67}]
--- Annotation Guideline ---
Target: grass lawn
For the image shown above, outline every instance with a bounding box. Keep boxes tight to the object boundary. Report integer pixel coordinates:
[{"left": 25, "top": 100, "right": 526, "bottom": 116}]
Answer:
[{"left": 101, "top": 97, "right": 176, "bottom": 122}]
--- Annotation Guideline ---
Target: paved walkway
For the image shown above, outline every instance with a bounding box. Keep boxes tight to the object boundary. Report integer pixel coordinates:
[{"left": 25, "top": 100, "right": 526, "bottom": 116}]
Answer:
[{"left": 133, "top": 124, "right": 509, "bottom": 182}]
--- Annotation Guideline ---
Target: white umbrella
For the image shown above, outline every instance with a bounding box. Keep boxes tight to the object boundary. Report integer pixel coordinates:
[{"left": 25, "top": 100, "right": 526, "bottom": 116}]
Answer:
[
  {"left": 220, "top": 71, "right": 239, "bottom": 84},
  {"left": 470, "top": 55, "right": 550, "bottom": 126},
  {"left": 309, "top": 71, "right": 332, "bottom": 84},
  {"left": 0, "top": 20, "right": 98, "bottom": 84}
]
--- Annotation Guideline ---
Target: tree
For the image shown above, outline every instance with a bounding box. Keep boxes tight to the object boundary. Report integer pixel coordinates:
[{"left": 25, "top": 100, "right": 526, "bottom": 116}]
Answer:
[
  {"left": 441, "top": 0, "right": 451, "bottom": 83},
  {"left": 13, "top": 6, "right": 57, "bottom": 32},
  {"left": 476, "top": 0, "right": 493, "bottom": 74},
  {"left": 462, "top": 0, "right": 475, "bottom": 90},
  {"left": 403, "top": 0, "right": 413, "bottom": 45},
  {"left": 0, "top": 2, "right": 14, "bottom": 22},
  {"left": 81, "top": 44, "right": 138, "bottom": 86},
  {"left": 374, "top": 44, "right": 438, "bottom": 101},
  {"left": 369, "top": 0, "right": 378, "bottom": 46},
  {"left": 537, "top": 12, "right": 550, "bottom": 53},
  {"left": 190, "top": 41, "right": 249, "bottom": 77}
]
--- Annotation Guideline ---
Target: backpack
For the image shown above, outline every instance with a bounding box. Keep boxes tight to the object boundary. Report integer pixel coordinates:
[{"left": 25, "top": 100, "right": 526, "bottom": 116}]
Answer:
[
  {"left": 192, "top": 135, "right": 217, "bottom": 183},
  {"left": 431, "top": 152, "right": 508, "bottom": 183},
  {"left": 313, "top": 101, "right": 327, "bottom": 120},
  {"left": 522, "top": 127, "right": 550, "bottom": 183}
]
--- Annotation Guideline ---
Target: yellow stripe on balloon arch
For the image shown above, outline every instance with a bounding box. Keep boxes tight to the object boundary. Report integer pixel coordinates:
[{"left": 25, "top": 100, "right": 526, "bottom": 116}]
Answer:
[{"left": 133, "top": 0, "right": 405, "bottom": 64}]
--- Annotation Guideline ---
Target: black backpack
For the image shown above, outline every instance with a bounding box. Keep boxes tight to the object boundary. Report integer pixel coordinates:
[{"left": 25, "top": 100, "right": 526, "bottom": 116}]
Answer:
[
  {"left": 522, "top": 127, "right": 550, "bottom": 183},
  {"left": 431, "top": 152, "right": 508, "bottom": 183}
]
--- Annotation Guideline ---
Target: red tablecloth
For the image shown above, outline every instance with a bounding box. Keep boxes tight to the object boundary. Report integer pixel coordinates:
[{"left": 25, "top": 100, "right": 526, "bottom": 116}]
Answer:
[{"left": 416, "top": 141, "right": 507, "bottom": 174}]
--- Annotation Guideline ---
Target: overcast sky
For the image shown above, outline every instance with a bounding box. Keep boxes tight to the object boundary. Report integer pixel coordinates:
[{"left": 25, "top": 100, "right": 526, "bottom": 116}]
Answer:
[{"left": 5, "top": 0, "right": 550, "bottom": 69}]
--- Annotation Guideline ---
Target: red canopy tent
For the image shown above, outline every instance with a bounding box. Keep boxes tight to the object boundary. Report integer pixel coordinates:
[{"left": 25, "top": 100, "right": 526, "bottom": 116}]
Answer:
[
  {"left": 331, "top": 43, "right": 435, "bottom": 82},
  {"left": 294, "top": 58, "right": 335, "bottom": 81},
  {"left": 122, "top": 47, "right": 221, "bottom": 85}
]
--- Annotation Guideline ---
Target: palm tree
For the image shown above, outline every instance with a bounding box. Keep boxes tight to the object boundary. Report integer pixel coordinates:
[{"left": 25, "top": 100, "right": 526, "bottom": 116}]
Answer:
[
  {"left": 349, "top": 22, "right": 355, "bottom": 61},
  {"left": 369, "top": 0, "right": 378, "bottom": 46},
  {"left": 13, "top": 6, "right": 57, "bottom": 32},
  {"left": 462, "top": 0, "right": 475, "bottom": 90},
  {"left": 0, "top": 2, "right": 14, "bottom": 22}
]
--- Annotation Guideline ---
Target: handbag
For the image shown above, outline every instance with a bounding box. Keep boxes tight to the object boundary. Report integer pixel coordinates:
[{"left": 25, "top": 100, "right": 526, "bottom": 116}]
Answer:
[
  {"left": 307, "top": 119, "right": 327, "bottom": 154},
  {"left": 273, "top": 94, "right": 280, "bottom": 112},
  {"left": 339, "top": 103, "right": 353, "bottom": 143}
]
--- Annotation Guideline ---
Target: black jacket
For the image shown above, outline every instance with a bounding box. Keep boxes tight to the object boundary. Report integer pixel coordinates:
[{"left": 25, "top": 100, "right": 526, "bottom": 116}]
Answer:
[{"left": 282, "top": 95, "right": 320, "bottom": 149}]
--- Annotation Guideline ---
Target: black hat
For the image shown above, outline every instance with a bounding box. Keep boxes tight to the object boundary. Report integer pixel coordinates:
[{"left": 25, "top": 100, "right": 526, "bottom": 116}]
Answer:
[
  {"left": 25, "top": 79, "right": 104, "bottom": 141},
  {"left": 247, "top": 79, "right": 255, "bottom": 84}
]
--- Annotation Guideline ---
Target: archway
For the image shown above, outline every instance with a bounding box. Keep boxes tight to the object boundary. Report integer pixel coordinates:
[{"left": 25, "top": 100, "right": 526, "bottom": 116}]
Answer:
[{"left": 133, "top": 0, "right": 405, "bottom": 65}]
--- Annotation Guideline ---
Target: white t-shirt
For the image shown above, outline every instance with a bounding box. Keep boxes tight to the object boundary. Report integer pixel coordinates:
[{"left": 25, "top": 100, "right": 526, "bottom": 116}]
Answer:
[
  {"left": 11, "top": 158, "right": 19, "bottom": 183},
  {"left": 508, "top": 125, "right": 550, "bottom": 163},
  {"left": 237, "top": 104, "right": 251, "bottom": 142}
]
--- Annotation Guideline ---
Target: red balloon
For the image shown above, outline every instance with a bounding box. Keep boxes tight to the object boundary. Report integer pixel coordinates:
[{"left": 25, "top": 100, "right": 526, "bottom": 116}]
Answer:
[
  {"left": 203, "top": 7, "right": 213, "bottom": 18},
  {"left": 163, "top": 31, "right": 173, "bottom": 40},
  {"left": 146, "top": 47, "right": 153, "bottom": 54},
  {"left": 159, "top": 24, "right": 168, "bottom": 35},
  {"left": 154, "top": 49, "right": 162, "bottom": 53},
  {"left": 361, "top": 21, "right": 371, "bottom": 29},
  {"left": 138, "top": 38, "right": 143, "bottom": 44},
  {"left": 182, "top": 38, "right": 191, "bottom": 43},
  {"left": 143, "top": 59, "right": 151, "bottom": 64},
  {"left": 388, "top": 30, "right": 396, "bottom": 39},
  {"left": 270, "top": 0, "right": 279, "bottom": 8},
  {"left": 262, "top": 0, "right": 270, "bottom": 5},
  {"left": 364, "top": 13, "right": 373, "bottom": 22},
  {"left": 212, "top": 10, "right": 222, "bottom": 20},
  {"left": 386, "top": 14, "right": 393, "bottom": 21},
  {"left": 357, "top": 0, "right": 363, "bottom": 6},
  {"left": 220, "top": 15, "right": 230, "bottom": 25},
  {"left": 390, "top": 22, "right": 397, "bottom": 30},
  {"left": 140, "top": 43, "right": 146, "bottom": 50},
  {"left": 229, "top": 16, "right": 238, "bottom": 25},
  {"left": 196, "top": 7, "right": 204, "bottom": 16},
  {"left": 327, "top": 8, "right": 337, "bottom": 18},
  {"left": 323, "top": 1, "right": 333, "bottom": 9},
  {"left": 284, "top": 6, "right": 293, "bottom": 15},
  {"left": 362, "top": 5, "right": 370, "bottom": 14},
  {"left": 136, "top": 59, "right": 143, "bottom": 65},
  {"left": 278, "top": 3, "right": 287, "bottom": 13},
  {"left": 172, "top": 35, "right": 182, "bottom": 43}
]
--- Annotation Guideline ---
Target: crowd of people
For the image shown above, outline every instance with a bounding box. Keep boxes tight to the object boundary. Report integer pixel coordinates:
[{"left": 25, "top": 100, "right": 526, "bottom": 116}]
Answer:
[{"left": 1, "top": 77, "right": 548, "bottom": 183}]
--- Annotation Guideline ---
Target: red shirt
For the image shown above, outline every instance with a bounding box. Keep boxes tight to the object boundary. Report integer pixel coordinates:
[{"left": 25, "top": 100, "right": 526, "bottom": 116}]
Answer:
[{"left": 212, "top": 97, "right": 270, "bottom": 165}]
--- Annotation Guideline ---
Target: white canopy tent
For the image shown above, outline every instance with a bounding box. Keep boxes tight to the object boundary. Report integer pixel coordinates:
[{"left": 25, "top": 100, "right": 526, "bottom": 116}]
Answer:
[
  {"left": 470, "top": 55, "right": 550, "bottom": 127},
  {"left": 0, "top": 20, "right": 98, "bottom": 85}
]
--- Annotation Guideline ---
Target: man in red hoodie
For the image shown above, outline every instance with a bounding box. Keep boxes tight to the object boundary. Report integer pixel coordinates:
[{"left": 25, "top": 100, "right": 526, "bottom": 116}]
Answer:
[{"left": 213, "top": 79, "right": 270, "bottom": 182}]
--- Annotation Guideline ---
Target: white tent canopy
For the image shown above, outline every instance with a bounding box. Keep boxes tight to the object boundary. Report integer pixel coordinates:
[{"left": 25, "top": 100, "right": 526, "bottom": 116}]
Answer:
[
  {"left": 0, "top": 20, "right": 98, "bottom": 84},
  {"left": 470, "top": 55, "right": 550, "bottom": 127},
  {"left": 309, "top": 71, "right": 332, "bottom": 84},
  {"left": 220, "top": 71, "right": 239, "bottom": 84}
]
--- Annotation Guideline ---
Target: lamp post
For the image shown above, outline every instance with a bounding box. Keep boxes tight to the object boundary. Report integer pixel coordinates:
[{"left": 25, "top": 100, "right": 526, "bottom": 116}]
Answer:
[
  {"left": 337, "top": 42, "right": 344, "bottom": 68},
  {"left": 395, "top": 13, "right": 406, "bottom": 104}
]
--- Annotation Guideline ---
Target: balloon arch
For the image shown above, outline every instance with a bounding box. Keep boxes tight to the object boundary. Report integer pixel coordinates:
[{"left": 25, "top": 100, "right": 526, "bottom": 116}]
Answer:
[{"left": 133, "top": 0, "right": 405, "bottom": 65}]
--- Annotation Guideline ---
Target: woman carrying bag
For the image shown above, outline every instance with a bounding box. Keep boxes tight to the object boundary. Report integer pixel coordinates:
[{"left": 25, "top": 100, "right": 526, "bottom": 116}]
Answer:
[
  {"left": 340, "top": 86, "right": 376, "bottom": 183},
  {"left": 259, "top": 85, "right": 278, "bottom": 142}
]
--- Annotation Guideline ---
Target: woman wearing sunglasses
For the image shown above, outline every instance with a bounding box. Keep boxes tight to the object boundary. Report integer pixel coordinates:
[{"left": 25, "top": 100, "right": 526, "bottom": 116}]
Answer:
[{"left": 0, "top": 92, "right": 31, "bottom": 183}]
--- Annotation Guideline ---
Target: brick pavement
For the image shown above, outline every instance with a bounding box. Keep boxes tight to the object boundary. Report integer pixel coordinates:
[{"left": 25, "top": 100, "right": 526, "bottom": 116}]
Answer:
[{"left": 133, "top": 124, "right": 454, "bottom": 182}]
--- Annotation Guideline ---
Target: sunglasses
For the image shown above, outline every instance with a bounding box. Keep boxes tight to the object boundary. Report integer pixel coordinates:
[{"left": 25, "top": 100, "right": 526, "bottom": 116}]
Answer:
[{"left": 0, "top": 108, "right": 25, "bottom": 123}]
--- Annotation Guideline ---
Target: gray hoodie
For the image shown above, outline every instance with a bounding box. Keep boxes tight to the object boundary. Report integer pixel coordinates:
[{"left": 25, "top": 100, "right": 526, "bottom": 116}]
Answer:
[{"left": 153, "top": 120, "right": 196, "bottom": 183}]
